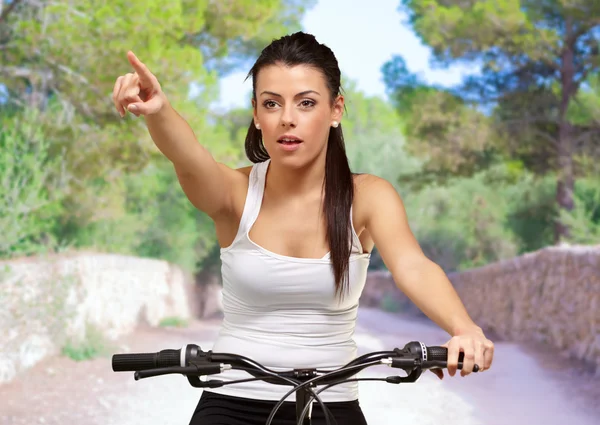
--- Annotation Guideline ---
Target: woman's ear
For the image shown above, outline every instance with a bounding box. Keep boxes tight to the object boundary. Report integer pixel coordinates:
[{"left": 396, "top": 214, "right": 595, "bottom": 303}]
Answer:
[
  {"left": 331, "top": 94, "right": 344, "bottom": 124},
  {"left": 252, "top": 98, "right": 259, "bottom": 128}
]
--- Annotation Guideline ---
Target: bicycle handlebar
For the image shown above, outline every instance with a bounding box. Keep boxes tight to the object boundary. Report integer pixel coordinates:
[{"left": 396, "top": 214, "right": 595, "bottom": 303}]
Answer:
[
  {"left": 112, "top": 340, "right": 478, "bottom": 384},
  {"left": 112, "top": 341, "right": 478, "bottom": 425}
]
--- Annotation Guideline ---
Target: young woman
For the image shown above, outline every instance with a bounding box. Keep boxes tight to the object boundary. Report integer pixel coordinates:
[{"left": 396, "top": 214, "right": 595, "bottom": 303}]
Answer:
[{"left": 112, "top": 31, "right": 494, "bottom": 425}]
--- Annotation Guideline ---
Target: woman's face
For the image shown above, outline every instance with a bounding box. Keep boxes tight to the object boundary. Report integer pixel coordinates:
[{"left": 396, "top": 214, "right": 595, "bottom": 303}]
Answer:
[{"left": 253, "top": 63, "right": 344, "bottom": 169}]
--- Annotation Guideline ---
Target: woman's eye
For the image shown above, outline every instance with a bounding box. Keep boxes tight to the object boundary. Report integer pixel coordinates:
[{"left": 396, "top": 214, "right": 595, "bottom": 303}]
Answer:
[{"left": 262, "top": 99, "right": 314, "bottom": 108}]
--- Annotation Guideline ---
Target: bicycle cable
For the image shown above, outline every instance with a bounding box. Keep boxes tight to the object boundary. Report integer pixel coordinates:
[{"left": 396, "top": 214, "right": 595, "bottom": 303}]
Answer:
[
  {"left": 297, "top": 376, "right": 398, "bottom": 425},
  {"left": 221, "top": 365, "right": 333, "bottom": 425},
  {"left": 222, "top": 367, "right": 337, "bottom": 425},
  {"left": 265, "top": 359, "right": 383, "bottom": 425}
]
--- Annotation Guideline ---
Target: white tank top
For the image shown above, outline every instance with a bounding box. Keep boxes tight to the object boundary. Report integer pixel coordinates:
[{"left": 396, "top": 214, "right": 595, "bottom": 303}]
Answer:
[{"left": 204, "top": 159, "right": 371, "bottom": 402}]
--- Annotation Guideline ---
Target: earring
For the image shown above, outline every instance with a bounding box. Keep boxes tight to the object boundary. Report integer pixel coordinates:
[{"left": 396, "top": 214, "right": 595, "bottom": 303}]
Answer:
[
  {"left": 255, "top": 123, "right": 261, "bottom": 130},
  {"left": 332, "top": 121, "right": 339, "bottom": 128}
]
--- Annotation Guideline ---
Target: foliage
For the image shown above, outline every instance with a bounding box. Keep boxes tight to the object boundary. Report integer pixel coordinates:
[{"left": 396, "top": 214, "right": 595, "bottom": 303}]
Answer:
[
  {"left": 342, "top": 77, "right": 420, "bottom": 187},
  {"left": 0, "top": 0, "right": 315, "bottom": 270},
  {"left": 0, "top": 0, "right": 314, "bottom": 182},
  {"left": 54, "top": 158, "right": 211, "bottom": 271},
  {"left": 200, "top": 0, "right": 318, "bottom": 74},
  {"left": 404, "top": 165, "right": 600, "bottom": 272},
  {"left": 559, "top": 178, "right": 600, "bottom": 244},
  {"left": 159, "top": 316, "right": 189, "bottom": 328},
  {"left": 503, "top": 174, "right": 558, "bottom": 252},
  {"left": 61, "top": 322, "right": 114, "bottom": 361},
  {"left": 2, "top": 0, "right": 597, "bottom": 278},
  {"left": 0, "top": 107, "right": 70, "bottom": 257},
  {"left": 404, "top": 168, "right": 519, "bottom": 271},
  {"left": 384, "top": 0, "right": 600, "bottom": 241}
]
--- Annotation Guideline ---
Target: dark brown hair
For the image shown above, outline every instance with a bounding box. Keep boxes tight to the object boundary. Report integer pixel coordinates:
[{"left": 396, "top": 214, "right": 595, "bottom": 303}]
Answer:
[{"left": 244, "top": 32, "right": 354, "bottom": 300}]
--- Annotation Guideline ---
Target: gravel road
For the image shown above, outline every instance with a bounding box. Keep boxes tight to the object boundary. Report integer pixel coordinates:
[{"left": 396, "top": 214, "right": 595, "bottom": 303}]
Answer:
[{"left": 1, "top": 308, "right": 597, "bottom": 425}]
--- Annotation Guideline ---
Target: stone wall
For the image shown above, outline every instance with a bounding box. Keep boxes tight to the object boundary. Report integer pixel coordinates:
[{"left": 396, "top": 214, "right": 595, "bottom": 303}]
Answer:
[
  {"left": 0, "top": 251, "right": 203, "bottom": 385},
  {"left": 2, "top": 245, "right": 597, "bottom": 384},
  {"left": 361, "top": 245, "right": 600, "bottom": 374}
]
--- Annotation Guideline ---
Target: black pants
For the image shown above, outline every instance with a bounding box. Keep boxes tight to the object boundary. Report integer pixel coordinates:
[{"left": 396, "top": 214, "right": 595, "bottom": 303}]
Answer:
[{"left": 189, "top": 390, "right": 369, "bottom": 425}]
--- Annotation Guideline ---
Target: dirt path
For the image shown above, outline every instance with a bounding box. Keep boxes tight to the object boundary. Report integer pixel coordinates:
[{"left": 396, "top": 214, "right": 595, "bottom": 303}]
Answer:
[
  {"left": 354, "top": 309, "right": 599, "bottom": 425},
  {"left": 0, "top": 308, "right": 597, "bottom": 425}
]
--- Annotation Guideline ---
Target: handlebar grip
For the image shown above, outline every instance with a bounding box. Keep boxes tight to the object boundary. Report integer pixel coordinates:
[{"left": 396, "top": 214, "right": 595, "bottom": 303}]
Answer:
[
  {"left": 427, "top": 345, "right": 479, "bottom": 371},
  {"left": 426, "top": 346, "right": 464, "bottom": 363},
  {"left": 112, "top": 349, "right": 181, "bottom": 372}
]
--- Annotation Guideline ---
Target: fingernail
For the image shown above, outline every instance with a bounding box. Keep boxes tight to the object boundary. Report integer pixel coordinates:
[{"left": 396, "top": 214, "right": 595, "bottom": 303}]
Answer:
[{"left": 128, "top": 104, "right": 138, "bottom": 112}]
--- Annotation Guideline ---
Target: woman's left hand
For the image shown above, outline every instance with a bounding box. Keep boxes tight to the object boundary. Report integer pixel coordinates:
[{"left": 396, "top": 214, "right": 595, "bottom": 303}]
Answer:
[{"left": 430, "top": 327, "right": 495, "bottom": 380}]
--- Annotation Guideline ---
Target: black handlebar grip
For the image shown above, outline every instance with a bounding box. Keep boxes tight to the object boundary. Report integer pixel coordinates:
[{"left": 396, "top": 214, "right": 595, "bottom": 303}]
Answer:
[
  {"left": 426, "top": 346, "right": 465, "bottom": 363},
  {"left": 112, "top": 349, "right": 181, "bottom": 372}
]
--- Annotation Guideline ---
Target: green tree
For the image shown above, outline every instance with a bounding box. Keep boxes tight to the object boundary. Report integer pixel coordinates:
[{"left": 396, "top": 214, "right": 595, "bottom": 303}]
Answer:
[
  {"left": 341, "top": 78, "right": 420, "bottom": 184},
  {"left": 0, "top": 0, "right": 316, "bottom": 266},
  {"left": 0, "top": 108, "right": 69, "bottom": 256},
  {"left": 405, "top": 171, "right": 519, "bottom": 271},
  {"left": 385, "top": 0, "right": 600, "bottom": 242},
  {"left": 0, "top": 0, "right": 315, "bottom": 182},
  {"left": 383, "top": 56, "right": 498, "bottom": 189},
  {"left": 334, "top": 78, "right": 420, "bottom": 269}
]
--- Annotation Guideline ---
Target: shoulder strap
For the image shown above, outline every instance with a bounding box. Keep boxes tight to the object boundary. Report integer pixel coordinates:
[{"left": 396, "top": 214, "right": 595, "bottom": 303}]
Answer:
[
  {"left": 233, "top": 159, "right": 269, "bottom": 241},
  {"left": 349, "top": 205, "right": 365, "bottom": 254}
]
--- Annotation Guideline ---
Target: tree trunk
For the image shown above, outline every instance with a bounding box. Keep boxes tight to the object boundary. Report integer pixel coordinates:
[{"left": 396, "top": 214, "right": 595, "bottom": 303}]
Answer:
[
  {"left": 555, "top": 123, "right": 575, "bottom": 242},
  {"left": 0, "top": 0, "right": 24, "bottom": 23},
  {"left": 555, "top": 21, "right": 576, "bottom": 243}
]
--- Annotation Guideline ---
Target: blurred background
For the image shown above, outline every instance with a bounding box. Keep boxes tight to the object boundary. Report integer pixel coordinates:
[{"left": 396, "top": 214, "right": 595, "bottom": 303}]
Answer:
[{"left": 0, "top": 0, "right": 599, "bottom": 424}]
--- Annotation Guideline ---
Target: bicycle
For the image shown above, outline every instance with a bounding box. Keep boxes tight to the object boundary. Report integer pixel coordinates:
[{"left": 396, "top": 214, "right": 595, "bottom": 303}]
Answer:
[{"left": 112, "top": 341, "right": 479, "bottom": 425}]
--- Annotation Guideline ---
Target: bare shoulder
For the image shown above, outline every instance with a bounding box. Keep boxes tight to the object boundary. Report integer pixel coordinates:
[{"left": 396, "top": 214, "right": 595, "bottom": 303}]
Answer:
[
  {"left": 214, "top": 162, "right": 253, "bottom": 194},
  {"left": 352, "top": 173, "right": 406, "bottom": 241},
  {"left": 353, "top": 173, "right": 423, "bottom": 273},
  {"left": 216, "top": 162, "right": 252, "bottom": 180},
  {"left": 233, "top": 164, "right": 253, "bottom": 177},
  {"left": 354, "top": 173, "right": 402, "bottom": 206}
]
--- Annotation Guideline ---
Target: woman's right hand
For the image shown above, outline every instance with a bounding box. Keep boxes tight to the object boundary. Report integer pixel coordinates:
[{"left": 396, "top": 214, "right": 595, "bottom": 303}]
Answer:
[{"left": 112, "top": 51, "right": 167, "bottom": 118}]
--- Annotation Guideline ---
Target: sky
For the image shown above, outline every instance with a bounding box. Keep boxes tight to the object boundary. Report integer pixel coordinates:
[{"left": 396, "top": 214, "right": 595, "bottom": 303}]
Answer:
[{"left": 214, "top": 0, "right": 474, "bottom": 110}]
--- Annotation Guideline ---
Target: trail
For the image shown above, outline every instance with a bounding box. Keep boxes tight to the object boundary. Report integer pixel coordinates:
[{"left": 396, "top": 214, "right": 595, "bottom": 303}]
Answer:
[{"left": 0, "top": 308, "right": 597, "bottom": 425}]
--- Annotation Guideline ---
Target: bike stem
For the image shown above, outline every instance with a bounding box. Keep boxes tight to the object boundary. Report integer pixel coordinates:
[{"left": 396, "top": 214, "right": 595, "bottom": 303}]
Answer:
[
  {"left": 296, "top": 385, "right": 313, "bottom": 425},
  {"left": 293, "top": 368, "right": 320, "bottom": 425}
]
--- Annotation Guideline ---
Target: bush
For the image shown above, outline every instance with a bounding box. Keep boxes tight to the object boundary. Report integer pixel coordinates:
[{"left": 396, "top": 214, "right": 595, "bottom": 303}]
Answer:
[
  {"left": 560, "top": 177, "right": 600, "bottom": 244},
  {"left": 159, "top": 316, "right": 189, "bottom": 328},
  {"left": 0, "top": 108, "right": 69, "bottom": 257},
  {"left": 405, "top": 172, "right": 519, "bottom": 272}
]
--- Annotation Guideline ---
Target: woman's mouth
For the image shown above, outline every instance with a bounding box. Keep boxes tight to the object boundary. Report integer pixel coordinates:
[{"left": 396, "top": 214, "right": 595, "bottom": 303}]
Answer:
[{"left": 277, "top": 135, "right": 303, "bottom": 151}]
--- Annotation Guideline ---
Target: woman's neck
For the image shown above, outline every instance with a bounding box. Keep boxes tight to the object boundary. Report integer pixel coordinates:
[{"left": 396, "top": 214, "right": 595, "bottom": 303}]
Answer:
[{"left": 265, "top": 155, "right": 326, "bottom": 200}]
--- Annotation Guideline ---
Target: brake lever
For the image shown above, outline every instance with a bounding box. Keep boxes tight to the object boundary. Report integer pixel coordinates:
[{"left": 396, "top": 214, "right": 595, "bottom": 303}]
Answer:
[{"left": 385, "top": 366, "right": 423, "bottom": 384}]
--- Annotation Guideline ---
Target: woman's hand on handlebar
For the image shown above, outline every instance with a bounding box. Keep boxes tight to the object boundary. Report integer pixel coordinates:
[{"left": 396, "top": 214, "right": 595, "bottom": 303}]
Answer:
[
  {"left": 431, "top": 328, "right": 495, "bottom": 380},
  {"left": 112, "top": 51, "right": 167, "bottom": 118}
]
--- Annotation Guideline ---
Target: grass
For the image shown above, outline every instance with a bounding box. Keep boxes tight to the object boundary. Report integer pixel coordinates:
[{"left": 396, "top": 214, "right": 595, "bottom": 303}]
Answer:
[
  {"left": 158, "top": 316, "right": 189, "bottom": 328},
  {"left": 60, "top": 316, "right": 189, "bottom": 361},
  {"left": 61, "top": 322, "right": 114, "bottom": 361}
]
